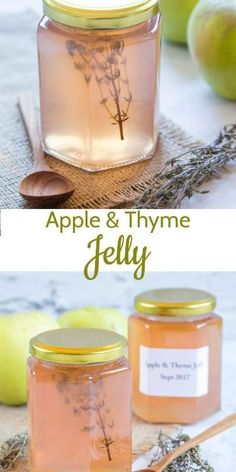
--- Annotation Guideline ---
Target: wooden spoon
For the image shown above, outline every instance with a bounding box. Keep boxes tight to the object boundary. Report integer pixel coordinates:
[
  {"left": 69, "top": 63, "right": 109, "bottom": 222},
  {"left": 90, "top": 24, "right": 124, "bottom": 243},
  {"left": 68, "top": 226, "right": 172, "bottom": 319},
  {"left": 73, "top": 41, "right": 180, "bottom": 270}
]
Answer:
[
  {"left": 18, "top": 94, "right": 75, "bottom": 206},
  {"left": 136, "top": 413, "right": 236, "bottom": 472}
]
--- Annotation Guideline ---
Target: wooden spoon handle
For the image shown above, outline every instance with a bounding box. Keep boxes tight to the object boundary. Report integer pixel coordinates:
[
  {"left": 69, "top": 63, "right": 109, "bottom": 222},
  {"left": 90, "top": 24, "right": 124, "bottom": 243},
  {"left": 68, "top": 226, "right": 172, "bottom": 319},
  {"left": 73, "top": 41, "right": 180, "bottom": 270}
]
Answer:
[
  {"left": 150, "top": 413, "right": 236, "bottom": 472},
  {"left": 18, "top": 93, "right": 48, "bottom": 172}
]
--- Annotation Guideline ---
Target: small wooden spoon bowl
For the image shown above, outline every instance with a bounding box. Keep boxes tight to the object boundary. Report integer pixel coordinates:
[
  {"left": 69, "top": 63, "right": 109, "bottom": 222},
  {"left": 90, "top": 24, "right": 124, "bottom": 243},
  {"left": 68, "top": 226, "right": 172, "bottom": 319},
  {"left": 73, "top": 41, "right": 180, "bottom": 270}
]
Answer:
[{"left": 19, "top": 170, "right": 75, "bottom": 206}]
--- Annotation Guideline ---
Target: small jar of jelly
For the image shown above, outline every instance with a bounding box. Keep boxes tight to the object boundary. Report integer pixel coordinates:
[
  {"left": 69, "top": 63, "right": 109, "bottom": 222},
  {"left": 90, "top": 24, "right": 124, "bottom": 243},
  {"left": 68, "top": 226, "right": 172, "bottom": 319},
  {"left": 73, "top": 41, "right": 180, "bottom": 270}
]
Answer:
[
  {"left": 37, "top": 0, "right": 161, "bottom": 171},
  {"left": 28, "top": 328, "right": 132, "bottom": 471},
  {"left": 129, "top": 288, "right": 222, "bottom": 424}
]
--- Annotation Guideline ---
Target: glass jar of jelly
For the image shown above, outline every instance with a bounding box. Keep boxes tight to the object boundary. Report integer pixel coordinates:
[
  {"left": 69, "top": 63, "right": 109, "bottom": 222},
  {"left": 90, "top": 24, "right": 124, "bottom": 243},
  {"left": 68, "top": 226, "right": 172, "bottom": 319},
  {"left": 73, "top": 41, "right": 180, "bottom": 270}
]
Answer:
[
  {"left": 28, "top": 328, "right": 132, "bottom": 471},
  {"left": 37, "top": 0, "right": 161, "bottom": 171},
  {"left": 129, "top": 288, "right": 223, "bottom": 424}
]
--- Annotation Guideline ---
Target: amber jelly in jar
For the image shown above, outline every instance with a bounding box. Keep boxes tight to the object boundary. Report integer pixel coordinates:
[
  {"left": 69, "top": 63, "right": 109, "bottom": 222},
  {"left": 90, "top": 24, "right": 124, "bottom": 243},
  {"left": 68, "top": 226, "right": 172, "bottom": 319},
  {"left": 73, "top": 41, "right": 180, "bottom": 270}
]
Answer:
[
  {"left": 37, "top": 0, "right": 161, "bottom": 171},
  {"left": 129, "top": 288, "right": 223, "bottom": 424},
  {"left": 28, "top": 328, "right": 132, "bottom": 472}
]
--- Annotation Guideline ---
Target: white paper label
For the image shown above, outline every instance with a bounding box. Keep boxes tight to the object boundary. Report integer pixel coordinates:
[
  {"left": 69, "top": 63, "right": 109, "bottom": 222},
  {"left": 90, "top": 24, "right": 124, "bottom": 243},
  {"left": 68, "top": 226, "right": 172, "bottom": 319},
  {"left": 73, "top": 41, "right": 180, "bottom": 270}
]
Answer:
[{"left": 140, "top": 345, "right": 209, "bottom": 398}]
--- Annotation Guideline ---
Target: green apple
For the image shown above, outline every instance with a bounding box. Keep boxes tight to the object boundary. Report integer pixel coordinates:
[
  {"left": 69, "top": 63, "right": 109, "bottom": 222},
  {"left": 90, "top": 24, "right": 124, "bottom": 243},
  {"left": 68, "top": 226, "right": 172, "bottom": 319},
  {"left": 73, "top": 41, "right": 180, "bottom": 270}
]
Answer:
[
  {"left": 160, "top": 0, "right": 199, "bottom": 44},
  {"left": 0, "top": 312, "right": 59, "bottom": 406},
  {"left": 59, "top": 306, "right": 128, "bottom": 338},
  {"left": 188, "top": 0, "right": 236, "bottom": 100}
]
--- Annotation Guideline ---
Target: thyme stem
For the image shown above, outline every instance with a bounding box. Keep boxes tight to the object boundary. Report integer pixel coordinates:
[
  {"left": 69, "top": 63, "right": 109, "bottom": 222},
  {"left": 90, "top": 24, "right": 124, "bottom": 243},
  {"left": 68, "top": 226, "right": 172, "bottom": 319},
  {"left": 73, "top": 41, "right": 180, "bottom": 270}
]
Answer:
[
  {"left": 105, "top": 43, "right": 124, "bottom": 141},
  {"left": 66, "top": 38, "right": 132, "bottom": 141},
  {"left": 96, "top": 405, "right": 112, "bottom": 461}
]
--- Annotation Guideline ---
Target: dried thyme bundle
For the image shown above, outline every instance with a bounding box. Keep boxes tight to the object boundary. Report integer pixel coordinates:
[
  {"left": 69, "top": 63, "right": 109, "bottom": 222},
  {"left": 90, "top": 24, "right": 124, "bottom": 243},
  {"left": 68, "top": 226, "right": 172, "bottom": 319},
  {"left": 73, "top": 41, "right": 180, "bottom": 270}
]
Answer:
[
  {"left": 148, "top": 432, "right": 215, "bottom": 471},
  {"left": 135, "top": 124, "right": 236, "bottom": 209},
  {"left": 0, "top": 433, "right": 28, "bottom": 472}
]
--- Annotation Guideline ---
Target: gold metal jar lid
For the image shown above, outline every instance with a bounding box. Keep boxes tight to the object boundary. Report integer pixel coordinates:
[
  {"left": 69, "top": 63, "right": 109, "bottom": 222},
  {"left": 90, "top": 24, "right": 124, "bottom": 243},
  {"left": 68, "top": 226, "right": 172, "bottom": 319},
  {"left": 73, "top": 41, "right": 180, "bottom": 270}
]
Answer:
[
  {"left": 30, "top": 328, "right": 127, "bottom": 364},
  {"left": 43, "top": 0, "right": 160, "bottom": 29},
  {"left": 134, "top": 288, "right": 216, "bottom": 317}
]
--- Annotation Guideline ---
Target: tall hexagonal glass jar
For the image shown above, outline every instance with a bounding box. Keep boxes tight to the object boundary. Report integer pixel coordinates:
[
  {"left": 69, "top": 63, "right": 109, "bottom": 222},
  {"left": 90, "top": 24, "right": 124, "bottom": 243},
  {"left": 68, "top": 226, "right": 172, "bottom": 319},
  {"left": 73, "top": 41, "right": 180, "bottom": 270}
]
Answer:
[
  {"left": 129, "top": 288, "right": 223, "bottom": 424},
  {"left": 28, "top": 328, "right": 132, "bottom": 471},
  {"left": 37, "top": 0, "right": 161, "bottom": 171}
]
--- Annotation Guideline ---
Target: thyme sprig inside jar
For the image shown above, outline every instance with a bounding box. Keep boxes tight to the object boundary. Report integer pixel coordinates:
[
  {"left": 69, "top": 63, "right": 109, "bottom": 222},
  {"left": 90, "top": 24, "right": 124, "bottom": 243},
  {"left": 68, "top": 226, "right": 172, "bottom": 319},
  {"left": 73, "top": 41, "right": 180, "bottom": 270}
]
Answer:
[
  {"left": 129, "top": 288, "right": 223, "bottom": 424},
  {"left": 37, "top": 0, "right": 161, "bottom": 171},
  {"left": 28, "top": 328, "right": 132, "bottom": 471}
]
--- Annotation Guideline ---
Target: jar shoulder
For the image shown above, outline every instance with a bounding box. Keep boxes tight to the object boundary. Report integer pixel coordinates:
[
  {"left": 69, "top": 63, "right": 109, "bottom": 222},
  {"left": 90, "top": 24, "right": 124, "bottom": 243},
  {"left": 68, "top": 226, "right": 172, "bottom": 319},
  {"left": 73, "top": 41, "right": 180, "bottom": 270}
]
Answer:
[
  {"left": 28, "top": 355, "right": 130, "bottom": 377},
  {"left": 37, "top": 14, "right": 161, "bottom": 39},
  {"left": 38, "top": 15, "right": 48, "bottom": 31},
  {"left": 129, "top": 312, "right": 223, "bottom": 328}
]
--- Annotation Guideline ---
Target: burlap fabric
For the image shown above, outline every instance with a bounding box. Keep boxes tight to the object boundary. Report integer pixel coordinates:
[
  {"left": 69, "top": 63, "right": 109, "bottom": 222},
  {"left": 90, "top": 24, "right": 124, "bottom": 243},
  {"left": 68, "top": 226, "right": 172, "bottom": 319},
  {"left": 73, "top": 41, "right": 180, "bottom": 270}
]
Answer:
[{"left": 0, "top": 11, "right": 200, "bottom": 209}]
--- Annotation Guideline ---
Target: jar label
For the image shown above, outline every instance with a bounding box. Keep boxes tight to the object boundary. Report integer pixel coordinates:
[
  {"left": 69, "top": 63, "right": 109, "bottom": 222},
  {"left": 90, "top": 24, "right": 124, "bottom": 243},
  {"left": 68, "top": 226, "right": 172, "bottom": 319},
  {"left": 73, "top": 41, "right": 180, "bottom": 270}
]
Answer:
[{"left": 139, "top": 346, "right": 209, "bottom": 397}]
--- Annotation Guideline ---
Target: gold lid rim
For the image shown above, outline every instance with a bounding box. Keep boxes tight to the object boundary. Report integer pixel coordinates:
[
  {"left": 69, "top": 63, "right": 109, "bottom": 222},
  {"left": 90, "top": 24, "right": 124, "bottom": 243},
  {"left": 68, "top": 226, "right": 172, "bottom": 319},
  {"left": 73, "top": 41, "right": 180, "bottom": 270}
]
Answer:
[
  {"left": 43, "top": 0, "right": 160, "bottom": 29},
  {"left": 30, "top": 328, "right": 128, "bottom": 364},
  {"left": 134, "top": 288, "right": 217, "bottom": 317}
]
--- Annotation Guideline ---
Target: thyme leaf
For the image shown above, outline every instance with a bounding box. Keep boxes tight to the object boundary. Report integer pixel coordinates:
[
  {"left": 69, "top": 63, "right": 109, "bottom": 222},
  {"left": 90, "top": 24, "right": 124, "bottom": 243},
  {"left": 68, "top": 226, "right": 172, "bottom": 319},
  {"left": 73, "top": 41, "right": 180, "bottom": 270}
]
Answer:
[{"left": 134, "top": 124, "right": 236, "bottom": 209}]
